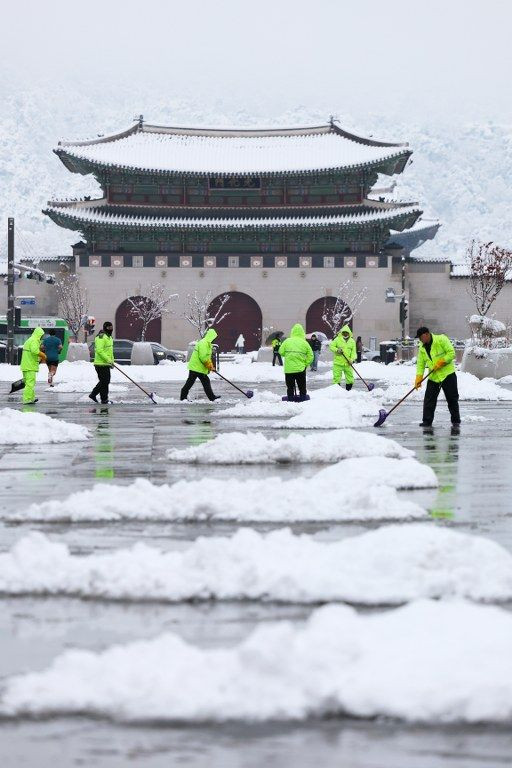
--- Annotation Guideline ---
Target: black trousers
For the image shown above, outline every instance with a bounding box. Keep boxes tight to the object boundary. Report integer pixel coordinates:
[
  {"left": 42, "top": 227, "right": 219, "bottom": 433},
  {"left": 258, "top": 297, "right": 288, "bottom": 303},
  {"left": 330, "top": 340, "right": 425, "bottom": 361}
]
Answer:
[
  {"left": 180, "top": 371, "right": 216, "bottom": 401},
  {"left": 285, "top": 370, "right": 307, "bottom": 400},
  {"left": 91, "top": 365, "right": 111, "bottom": 403},
  {"left": 272, "top": 352, "right": 282, "bottom": 366},
  {"left": 423, "top": 372, "right": 461, "bottom": 425}
]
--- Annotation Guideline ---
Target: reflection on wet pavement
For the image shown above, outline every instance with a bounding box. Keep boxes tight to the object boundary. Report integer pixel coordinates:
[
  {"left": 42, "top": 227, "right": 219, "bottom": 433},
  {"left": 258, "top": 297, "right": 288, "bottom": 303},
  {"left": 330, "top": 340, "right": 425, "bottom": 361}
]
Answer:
[{"left": 1, "top": 378, "right": 512, "bottom": 767}]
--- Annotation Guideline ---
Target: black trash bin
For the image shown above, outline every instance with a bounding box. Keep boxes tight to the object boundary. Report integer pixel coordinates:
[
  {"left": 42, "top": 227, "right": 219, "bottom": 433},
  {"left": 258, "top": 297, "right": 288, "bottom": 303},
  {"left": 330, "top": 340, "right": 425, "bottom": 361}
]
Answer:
[{"left": 379, "top": 341, "right": 397, "bottom": 366}]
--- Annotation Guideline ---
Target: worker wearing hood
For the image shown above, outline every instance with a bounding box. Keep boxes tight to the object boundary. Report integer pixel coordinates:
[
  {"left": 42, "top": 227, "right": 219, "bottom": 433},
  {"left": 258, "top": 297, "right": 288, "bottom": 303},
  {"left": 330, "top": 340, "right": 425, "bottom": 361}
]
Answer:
[
  {"left": 329, "top": 325, "right": 356, "bottom": 390},
  {"left": 20, "top": 327, "right": 46, "bottom": 404},
  {"left": 180, "top": 327, "right": 220, "bottom": 402},
  {"left": 279, "top": 323, "right": 314, "bottom": 401}
]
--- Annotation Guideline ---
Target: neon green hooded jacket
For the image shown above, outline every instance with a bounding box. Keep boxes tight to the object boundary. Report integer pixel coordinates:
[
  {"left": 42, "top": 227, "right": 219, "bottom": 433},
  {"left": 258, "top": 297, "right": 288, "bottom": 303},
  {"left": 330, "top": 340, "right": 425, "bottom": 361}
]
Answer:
[
  {"left": 416, "top": 333, "right": 456, "bottom": 383},
  {"left": 93, "top": 332, "right": 114, "bottom": 366},
  {"left": 329, "top": 325, "right": 356, "bottom": 366},
  {"left": 20, "top": 327, "right": 45, "bottom": 372},
  {"left": 279, "top": 324, "right": 314, "bottom": 373},
  {"left": 189, "top": 328, "right": 217, "bottom": 374}
]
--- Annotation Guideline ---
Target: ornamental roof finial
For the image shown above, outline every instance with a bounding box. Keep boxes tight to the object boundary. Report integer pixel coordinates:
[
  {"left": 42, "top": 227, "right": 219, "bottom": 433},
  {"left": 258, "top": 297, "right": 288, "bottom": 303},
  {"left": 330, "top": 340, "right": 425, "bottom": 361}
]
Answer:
[{"left": 134, "top": 114, "right": 144, "bottom": 129}]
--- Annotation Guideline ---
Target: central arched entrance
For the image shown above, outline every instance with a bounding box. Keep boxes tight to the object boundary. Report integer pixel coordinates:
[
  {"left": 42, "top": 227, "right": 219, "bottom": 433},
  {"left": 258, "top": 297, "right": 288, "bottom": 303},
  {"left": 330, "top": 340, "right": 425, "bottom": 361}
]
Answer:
[
  {"left": 115, "top": 297, "right": 162, "bottom": 342},
  {"left": 306, "top": 296, "right": 352, "bottom": 338},
  {"left": 207, "top": 291, "right": 262, "bottom": 352}
]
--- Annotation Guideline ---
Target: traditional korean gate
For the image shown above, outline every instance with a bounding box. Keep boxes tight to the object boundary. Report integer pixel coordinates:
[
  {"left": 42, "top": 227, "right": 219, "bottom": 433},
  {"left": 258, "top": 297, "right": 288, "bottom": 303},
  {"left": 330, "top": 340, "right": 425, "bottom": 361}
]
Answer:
[
  {"left": 306, "top": 296, "right": 352, "bottom": 338},
  {"left": 115, "top": 297, "right": 162, "bottom": 342},
  {"left": 207, "top": 291, "right": 262, "bottom": 352}
]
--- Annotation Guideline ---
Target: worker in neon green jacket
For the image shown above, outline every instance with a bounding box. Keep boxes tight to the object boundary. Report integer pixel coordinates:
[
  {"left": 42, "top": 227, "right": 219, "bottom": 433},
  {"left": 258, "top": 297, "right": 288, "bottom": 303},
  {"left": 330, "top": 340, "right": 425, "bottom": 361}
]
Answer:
[
  {"left": 329, "top": 325, "right": 356, "bottom": 390},
  {"left": 414, "top": 326, "right": 460, "bottom": 428},
  {"left": 89, "top": 321, "right": 114, "bottom": 404},
  {"left": 279, "top": 323, "right": 314, "bottom": 401},
  {"left": 20, "top": 327, "right": 46, "bottom": 404},
  {"left": 180, "top": 328, "right": 220, "bottom": 402}
]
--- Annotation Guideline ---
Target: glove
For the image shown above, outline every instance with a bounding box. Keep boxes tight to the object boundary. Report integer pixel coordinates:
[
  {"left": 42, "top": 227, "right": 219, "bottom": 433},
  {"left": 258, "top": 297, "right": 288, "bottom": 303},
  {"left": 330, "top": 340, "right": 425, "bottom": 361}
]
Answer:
[
  {"left": 206, "top": 360, "right": 214, "bottom": 372},
  {"left": 433, "top": 359, "right": 446, "bottom": 371},
  {"left": 38, "top": 351, "right": 47, "bottom": 363},
  {"left": 414, "top": 375, "right": 423, "bottom": 389}
]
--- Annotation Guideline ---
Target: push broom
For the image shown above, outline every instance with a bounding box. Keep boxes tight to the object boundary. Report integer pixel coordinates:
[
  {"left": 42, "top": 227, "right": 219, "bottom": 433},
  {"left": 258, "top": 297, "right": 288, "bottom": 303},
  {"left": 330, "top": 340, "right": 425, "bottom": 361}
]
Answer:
[
  {"left": 113, "top": 363, "right": 158, "bottom": 404},
  {"left": 373, "top": 371, "right": 431, "bottom": 427},
  {"left": 336, "top": 349, "right": 375, "bottom": 391},
  {"left": 212, "top": 369, "right": 254, "bottom": 398}
]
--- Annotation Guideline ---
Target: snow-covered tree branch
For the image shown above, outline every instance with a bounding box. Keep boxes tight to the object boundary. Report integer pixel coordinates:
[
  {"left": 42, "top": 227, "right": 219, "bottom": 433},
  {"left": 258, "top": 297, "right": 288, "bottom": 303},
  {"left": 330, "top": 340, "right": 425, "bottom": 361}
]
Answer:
[
  {"left": 321, "top": 280, "right": 367, "bottom": 337},
  {"left": 466, "top": 239, "right": 512, "bottom": 317},
  {"left": 55, "top": 275, "right": 89, "bottom": 341},
  {"left": 127, "top": 285, "right": 178, "bottom": 341},
  {"left": 182, "top": 291, "right": 231, "bottom": 338}
]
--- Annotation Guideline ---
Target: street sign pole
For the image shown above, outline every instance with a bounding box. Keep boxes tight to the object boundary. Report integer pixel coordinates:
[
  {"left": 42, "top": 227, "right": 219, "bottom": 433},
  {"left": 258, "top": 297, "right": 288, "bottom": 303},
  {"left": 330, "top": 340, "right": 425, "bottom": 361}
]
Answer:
[{"left": 6, "top": 218, "right": 15, "bottom": 365}]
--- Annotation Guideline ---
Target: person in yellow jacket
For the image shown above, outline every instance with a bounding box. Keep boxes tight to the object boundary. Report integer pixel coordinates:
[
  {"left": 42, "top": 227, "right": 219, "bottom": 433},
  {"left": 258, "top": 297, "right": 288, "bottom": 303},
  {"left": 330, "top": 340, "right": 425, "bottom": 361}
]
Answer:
[
  {"left": 414, "top": 326, "right": 461, "bottom": 427},
  {"left": 89, "top": 321, "right": 114, "bottom": 404},
  {"left": 329, "top": 325, "right": 356, "bottom": 390},
  {"left": 279, "top": 323, "right": 314, "bottom": 401},
  {"left": 20, "top": 327, "right": 46, "bottom": 404},
  {"left": 180, "top": 328, "right": 220, "bottom": 402}
]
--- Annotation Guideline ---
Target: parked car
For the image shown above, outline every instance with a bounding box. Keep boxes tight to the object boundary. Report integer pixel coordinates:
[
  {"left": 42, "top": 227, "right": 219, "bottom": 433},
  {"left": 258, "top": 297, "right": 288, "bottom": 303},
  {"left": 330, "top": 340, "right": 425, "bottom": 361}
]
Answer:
[
  {"left": 149, "top": 342, "right": 186, "bottom": 362},
  {"left": 88, "top": 339, "right": 161, "bottom": 365},
  {"left": 361, "top": 347, "right": 382, "bottom": 363}
]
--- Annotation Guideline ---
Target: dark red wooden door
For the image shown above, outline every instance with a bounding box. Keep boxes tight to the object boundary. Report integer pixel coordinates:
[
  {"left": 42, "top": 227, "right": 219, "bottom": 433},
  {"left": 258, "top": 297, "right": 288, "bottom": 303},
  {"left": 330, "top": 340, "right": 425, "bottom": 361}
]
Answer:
[
  {"left": 306, "top": 296, "right": 352, "bottom": 338},
  {"left": 207, "top": 292, "right": 262, "bottom": 352},
  {"left": 115, "top": 297, "right": 162, "bottom": 342}
]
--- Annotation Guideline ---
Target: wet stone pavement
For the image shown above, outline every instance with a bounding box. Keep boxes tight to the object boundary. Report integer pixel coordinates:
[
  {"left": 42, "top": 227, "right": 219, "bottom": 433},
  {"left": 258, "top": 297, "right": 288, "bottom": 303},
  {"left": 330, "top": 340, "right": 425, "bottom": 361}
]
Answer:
[{"left": 1, "top": 375, "right": 512, "bottom": 767}]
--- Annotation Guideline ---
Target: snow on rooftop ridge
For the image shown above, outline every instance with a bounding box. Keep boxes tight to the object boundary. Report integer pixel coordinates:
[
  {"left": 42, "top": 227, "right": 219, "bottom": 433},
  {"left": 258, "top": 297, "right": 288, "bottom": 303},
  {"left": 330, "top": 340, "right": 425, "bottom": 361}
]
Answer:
[
  {"left": 45, "top": 203, "right": 420, "bottom": 230},
  {"left": 55, "top": 123, "right": 411, "bottom": 176}
]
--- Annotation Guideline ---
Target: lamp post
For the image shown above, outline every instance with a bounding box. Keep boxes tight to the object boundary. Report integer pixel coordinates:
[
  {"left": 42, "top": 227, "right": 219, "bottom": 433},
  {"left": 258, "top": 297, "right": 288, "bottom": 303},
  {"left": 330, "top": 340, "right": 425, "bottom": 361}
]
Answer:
[
  {"left": 6, "top": 218, "right": 14, "bottom": 365},
  {"left": 401, "top": 255, "right": 406, "bottom": 343}
]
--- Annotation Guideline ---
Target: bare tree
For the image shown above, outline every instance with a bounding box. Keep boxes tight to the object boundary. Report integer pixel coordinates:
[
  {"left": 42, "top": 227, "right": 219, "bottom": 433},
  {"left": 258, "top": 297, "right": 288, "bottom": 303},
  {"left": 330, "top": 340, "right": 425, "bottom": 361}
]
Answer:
[
  {"left": 127, "top": 284, "right": 178, "bottom": 341},
  {"left": 182, "top": 290, "right": 231, "bottom": 338},
  {"left": 321, "top": 279, "right": 367, "bottom": 337},
  {"left": 56, "top": 275, "right": 89, "bottom": 341},
  {"left": 466, "top": 239, "right": 512, "bottom": 317}
]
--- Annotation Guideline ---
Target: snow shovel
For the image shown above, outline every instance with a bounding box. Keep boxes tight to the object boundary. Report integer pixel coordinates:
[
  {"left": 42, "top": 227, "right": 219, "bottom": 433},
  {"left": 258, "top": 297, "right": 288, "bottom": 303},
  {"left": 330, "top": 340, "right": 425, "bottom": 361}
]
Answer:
[
  {"left": 373, "top": 372, "right": 431, "bottom": 427},
  {"left": 113, "top": 363, "right": 157, "bottom": 404},
  {"left": 9, "top": 378, "right": 25, "bottom": 394},
  {"left": 336, "top": 349, "right": 375, "bottom": 391},
  {"left": 212, "top": 369, "right": 254, "bottom": 398}
]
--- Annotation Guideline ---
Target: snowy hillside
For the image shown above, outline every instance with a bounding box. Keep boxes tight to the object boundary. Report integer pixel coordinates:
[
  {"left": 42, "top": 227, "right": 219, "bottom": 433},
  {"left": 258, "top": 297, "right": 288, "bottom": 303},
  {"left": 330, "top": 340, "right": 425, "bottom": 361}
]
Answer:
[{"left": 0, "top": 82, "right": 511, "bottom": 264}]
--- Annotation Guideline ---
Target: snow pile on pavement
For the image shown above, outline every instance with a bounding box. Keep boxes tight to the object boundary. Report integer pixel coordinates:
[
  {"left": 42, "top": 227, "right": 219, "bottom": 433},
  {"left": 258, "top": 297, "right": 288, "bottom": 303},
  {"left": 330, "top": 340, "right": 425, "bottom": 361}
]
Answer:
[
  {"left": 2, "top": 525, "right": 510, "bottom": 604},
  {"left": 0, "top": 408, "right": 89, "bottom": 445},
  {"left": 167, "top": 429, "right": 411, "bottom": 464},
  {"left": 4, "top": 600, "right": 512, "bottom": 723},
  {"left": 277, "top": 391, "right": 377, "bottom": 429},
  {"left": 218, "top": 390, "right": 299, "bottom": 418},
  {"left": 10, "top": 457, "right": 432, "bottom": 523},
  {"left": 380, "top": 371, "right": 512, "bottom": 403}
]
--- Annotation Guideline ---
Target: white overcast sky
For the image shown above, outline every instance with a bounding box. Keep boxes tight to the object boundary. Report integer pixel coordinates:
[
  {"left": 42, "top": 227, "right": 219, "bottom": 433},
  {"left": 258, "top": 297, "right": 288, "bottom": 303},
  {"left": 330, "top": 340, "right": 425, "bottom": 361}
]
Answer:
[{"left": 1, "top": 0, "right": 511, "bottom": 121}]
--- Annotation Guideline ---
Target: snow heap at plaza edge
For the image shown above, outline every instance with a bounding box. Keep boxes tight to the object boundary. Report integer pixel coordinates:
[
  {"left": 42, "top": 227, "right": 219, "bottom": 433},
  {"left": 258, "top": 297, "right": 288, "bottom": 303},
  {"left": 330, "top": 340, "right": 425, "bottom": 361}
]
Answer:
[{"left": 3, "top": 600, "right": 512, "bottom": 723}]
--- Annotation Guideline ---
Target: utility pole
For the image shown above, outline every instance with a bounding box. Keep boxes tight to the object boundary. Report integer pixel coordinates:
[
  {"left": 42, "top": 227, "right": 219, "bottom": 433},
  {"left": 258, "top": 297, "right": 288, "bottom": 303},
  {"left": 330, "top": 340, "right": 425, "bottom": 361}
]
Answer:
[
  {"left": 400, "top": 254, "right": 406, "bottom": 343},
  {"left": 6, "top": 218, "right": 15, "bottom": 365}
]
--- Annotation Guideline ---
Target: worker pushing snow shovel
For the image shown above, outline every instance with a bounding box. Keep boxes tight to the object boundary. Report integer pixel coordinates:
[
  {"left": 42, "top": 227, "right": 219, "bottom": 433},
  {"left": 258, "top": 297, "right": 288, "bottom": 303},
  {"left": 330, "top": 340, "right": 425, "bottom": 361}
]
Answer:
[{"left": 329, "top": 325, "right": 357, "bottom": 391}]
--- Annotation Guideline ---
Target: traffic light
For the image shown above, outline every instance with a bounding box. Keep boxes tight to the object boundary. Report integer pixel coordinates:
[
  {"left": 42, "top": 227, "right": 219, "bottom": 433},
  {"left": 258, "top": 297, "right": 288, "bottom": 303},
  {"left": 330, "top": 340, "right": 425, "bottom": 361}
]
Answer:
[
  {"left": 399, "top": 298, "right": 409, "bottom": 324},
  {"left": 84, "top": 316, "right": 96, "bottom": 334}
]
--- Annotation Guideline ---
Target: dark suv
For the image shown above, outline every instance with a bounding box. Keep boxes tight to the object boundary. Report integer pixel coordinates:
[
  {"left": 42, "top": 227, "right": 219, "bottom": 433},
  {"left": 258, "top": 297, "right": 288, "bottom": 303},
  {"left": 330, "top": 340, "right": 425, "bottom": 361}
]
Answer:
[{"left": 89, "top": 339, "right": 161, "bottom": 365}]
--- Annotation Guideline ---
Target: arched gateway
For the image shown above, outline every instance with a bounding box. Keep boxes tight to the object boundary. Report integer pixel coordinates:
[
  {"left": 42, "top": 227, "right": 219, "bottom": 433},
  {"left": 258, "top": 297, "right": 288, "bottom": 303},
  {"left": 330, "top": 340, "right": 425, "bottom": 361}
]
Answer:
[
  {"left": 207, "top": 292, "right": 262, "bottom": 352},
  {"left": 306, "top": 296, "right": 352, "bottom": 338},
  {"left": 115, "top": 297, "right": 162, "bottom": 342}
]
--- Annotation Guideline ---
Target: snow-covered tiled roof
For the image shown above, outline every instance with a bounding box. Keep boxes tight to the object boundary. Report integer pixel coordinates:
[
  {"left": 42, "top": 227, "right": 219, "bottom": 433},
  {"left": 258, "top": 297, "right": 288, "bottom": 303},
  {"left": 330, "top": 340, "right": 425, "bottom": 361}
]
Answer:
[
  {"left": 56, "top": 122, "right": 411, "bottom": 176},
  {"left": 44, "top": 203, "right": 420, "bottom": 231}
]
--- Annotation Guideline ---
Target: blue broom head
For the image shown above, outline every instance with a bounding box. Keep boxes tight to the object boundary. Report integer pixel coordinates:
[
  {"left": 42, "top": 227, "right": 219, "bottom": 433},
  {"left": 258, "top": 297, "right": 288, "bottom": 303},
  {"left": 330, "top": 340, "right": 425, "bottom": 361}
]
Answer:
[
  {"left": 374, "top": 409, "right": 388, "bottom": 427},
  {"left": 246, "top": 390, "right": 254, "bottom": 398},
  {"left": 367, "top": 382, "right": 375, "bottom": 392}
]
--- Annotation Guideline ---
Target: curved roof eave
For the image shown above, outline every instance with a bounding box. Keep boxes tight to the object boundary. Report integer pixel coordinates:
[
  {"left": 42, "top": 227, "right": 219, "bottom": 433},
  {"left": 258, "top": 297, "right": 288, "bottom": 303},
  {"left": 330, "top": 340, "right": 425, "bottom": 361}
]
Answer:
[{"left": 54, "top": 149, "right": 412, "bottom": 179}]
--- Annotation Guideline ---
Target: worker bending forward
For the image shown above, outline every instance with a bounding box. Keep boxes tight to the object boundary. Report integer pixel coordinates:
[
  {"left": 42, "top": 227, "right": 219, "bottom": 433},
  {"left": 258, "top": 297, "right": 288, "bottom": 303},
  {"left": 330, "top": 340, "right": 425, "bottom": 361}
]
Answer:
[{"left": 330, "top": 325, "right": 356, "bottom": 390}]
